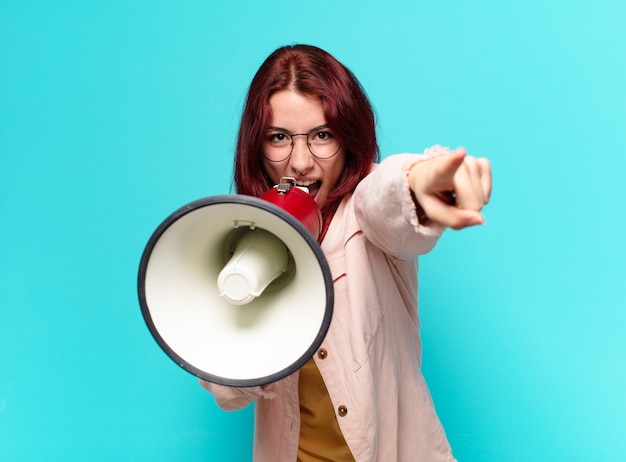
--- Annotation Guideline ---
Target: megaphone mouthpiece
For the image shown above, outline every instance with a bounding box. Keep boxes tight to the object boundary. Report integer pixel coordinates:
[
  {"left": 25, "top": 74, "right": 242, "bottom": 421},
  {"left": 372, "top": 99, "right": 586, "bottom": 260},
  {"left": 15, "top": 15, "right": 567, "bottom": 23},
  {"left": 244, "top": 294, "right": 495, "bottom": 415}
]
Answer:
[{"left": 217, "top": 228, "right": 290, "bottom": 305}]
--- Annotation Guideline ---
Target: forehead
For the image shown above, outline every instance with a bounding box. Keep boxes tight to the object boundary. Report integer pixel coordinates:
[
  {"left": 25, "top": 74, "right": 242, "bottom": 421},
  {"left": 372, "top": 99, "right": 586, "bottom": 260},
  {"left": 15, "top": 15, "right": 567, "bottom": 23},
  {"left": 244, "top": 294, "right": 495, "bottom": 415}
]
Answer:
[{"left": 269, "top": 90, "right": 325, "bottom": 130}]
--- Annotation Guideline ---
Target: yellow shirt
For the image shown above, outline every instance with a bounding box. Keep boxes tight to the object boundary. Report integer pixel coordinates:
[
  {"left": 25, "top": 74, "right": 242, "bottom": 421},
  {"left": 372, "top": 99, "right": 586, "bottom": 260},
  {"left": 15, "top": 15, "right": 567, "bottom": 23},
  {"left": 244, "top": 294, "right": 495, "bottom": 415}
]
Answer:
[{"left": 297, "top": 358, "right": 355, "bottom": 462}]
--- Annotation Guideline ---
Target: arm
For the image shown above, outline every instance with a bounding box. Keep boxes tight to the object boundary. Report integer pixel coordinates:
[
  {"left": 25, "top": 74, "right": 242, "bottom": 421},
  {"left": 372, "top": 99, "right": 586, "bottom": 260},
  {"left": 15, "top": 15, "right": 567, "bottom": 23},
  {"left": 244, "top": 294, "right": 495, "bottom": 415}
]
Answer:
[
  {"left": 352, "top": 150, "right": 447, "bottom": 260},
  {"left": 353, "top": 146, "right": 492, "bottom": 259}
]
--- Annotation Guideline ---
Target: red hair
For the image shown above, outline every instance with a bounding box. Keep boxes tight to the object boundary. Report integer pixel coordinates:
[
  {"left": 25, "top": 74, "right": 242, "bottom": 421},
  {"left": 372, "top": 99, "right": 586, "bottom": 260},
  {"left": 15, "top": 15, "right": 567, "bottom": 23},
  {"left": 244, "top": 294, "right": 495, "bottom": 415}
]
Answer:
[{"left": 233, "top": 44, "right": 379, "bottom": 241}]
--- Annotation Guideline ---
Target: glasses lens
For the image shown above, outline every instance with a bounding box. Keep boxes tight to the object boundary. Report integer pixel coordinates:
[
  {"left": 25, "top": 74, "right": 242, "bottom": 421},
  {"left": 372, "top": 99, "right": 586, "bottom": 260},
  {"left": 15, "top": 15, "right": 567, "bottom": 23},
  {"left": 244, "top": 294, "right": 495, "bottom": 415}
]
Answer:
[
  {"left": 264, "top": 131, "right": 293, "bottom": 162},
  {"left": 308, "top": 129, "right": 340, "bottom": 159}
]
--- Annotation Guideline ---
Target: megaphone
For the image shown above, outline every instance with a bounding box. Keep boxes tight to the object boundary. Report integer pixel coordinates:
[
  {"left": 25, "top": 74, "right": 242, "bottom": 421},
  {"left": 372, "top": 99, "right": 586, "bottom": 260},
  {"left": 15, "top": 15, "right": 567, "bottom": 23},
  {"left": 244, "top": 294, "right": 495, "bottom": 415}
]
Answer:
[{"left": 137, "top": 178, "right": 333, "bottom": 387}]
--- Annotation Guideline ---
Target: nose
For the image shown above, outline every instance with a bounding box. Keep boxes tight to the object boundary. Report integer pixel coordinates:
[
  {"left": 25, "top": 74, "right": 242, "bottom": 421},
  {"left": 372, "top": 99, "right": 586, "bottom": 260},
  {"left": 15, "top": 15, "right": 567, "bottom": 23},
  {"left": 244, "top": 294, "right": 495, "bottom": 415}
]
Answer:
[{"left": 289, "top": 135, "right": 314, "bottom": 175}]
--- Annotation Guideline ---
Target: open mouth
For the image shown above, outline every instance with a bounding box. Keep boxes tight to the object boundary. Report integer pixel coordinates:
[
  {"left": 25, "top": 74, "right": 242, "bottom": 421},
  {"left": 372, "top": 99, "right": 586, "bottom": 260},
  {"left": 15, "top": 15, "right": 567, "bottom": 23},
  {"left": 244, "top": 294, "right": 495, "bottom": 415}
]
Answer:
[{"left": 296, "top": 179, "right": 321, "bottom": 200}]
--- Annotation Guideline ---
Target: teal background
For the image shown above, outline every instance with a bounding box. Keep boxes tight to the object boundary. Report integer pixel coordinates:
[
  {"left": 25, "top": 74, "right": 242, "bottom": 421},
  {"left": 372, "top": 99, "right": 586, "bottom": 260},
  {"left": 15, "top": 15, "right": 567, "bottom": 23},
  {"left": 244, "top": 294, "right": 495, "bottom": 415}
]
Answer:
[{"left": 1, "top": 0, "right": 625, "bottom": 460}]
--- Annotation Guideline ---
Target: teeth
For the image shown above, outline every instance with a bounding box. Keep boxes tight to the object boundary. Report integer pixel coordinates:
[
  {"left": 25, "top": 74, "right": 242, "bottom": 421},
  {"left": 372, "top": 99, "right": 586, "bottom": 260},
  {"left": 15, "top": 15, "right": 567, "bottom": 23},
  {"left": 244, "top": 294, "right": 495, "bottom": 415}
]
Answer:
[{"left": 296, "top": 180, "right": 318, "bottom": 187}]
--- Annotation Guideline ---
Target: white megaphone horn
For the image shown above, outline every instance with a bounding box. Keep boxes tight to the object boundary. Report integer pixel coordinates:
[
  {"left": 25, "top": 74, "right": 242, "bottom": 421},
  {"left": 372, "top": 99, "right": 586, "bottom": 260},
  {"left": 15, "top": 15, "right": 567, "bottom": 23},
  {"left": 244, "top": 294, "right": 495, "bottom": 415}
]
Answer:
[{"left": 137, "top": 178, "right": 334, "bottom": 387}]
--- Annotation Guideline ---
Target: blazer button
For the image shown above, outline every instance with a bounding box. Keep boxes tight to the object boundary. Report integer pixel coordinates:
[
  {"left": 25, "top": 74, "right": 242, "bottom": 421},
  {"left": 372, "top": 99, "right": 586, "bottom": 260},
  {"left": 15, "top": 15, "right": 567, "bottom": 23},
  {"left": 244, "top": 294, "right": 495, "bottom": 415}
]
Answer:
[
  {"left": 338, "top": 405, "right": 348, "bottom": 417},
  {"left": 317, "top": 348, "right": 328, "bottom": 359}
]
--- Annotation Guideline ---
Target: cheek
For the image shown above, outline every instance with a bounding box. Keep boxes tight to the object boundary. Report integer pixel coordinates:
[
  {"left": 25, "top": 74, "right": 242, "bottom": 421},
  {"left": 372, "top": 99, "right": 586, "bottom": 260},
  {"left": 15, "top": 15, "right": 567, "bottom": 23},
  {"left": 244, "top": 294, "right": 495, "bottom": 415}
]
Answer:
[
  {"left": 325, "top": 154, "right": 346, "bottom": 189},
  {"left": 262, "top": 160, "right": 283, "bottom": 185}
]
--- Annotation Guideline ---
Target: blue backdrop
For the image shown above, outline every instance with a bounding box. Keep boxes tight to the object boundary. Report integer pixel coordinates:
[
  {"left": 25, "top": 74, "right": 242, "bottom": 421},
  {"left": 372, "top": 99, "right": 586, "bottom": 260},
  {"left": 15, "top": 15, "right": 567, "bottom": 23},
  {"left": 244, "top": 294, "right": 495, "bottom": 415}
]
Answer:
[{"left": 2, "top": 1, "right": 625, "bottom": 460}]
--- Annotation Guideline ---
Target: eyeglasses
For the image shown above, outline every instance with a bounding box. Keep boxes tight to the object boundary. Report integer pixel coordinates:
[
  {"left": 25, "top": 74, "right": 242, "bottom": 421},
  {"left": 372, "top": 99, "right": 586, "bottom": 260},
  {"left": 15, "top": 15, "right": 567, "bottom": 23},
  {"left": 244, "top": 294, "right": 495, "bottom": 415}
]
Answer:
[{"left": 262, "top": 126, "right": 341, "bottom": 162}]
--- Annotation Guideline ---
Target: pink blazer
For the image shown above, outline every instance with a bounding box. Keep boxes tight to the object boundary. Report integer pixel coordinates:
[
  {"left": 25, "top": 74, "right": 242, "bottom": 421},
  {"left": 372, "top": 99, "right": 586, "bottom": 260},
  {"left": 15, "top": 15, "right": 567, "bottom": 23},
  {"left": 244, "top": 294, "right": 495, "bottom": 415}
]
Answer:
[{"left": 203, "top": 148, "right": 457, "bottom": 461}]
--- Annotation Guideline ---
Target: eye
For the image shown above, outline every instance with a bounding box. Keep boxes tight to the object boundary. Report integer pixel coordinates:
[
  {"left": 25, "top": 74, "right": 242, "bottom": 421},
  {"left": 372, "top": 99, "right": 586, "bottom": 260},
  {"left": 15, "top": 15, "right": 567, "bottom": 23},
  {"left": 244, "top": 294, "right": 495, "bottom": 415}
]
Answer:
[
  {"left": 267, "top": 132, "right": 290, "bottom": 144},
  {"left": 312, "top": 130, "right": 334, "bottom": 142}
]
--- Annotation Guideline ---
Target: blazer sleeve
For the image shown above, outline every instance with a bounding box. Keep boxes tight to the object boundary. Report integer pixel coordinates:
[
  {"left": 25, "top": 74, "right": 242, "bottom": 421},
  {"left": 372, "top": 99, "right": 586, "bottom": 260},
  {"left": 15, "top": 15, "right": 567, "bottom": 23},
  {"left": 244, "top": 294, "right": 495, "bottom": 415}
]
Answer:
[
  {"left": 353, "top": 148, "right": 449, "bottom": 260},
  {"left": 199, "top": 379, "right": 276, "bottom": 411}
]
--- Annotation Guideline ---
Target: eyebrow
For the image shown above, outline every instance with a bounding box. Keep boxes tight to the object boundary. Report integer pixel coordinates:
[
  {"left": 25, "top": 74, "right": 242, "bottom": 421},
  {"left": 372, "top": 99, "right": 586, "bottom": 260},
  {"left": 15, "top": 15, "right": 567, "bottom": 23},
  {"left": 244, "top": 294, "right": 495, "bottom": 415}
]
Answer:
[{"left": 267, "top": 124, "right": 330, "bottom": 133}]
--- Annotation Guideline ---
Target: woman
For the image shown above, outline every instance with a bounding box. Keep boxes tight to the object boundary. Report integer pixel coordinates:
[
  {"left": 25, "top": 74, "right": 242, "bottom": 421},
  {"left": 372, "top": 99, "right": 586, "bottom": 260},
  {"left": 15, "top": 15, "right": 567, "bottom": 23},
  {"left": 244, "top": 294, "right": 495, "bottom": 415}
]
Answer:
[{"left": 201, "top": 44, "right": 492, "bottom": 461}]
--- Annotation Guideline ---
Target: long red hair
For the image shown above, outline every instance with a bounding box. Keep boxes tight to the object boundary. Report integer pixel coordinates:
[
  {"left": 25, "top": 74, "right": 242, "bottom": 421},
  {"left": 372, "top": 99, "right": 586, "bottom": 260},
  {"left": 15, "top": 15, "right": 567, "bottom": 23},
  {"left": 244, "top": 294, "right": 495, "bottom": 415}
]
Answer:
[{"left": 233, "top": 44, "right": 379, "bottom": 241}]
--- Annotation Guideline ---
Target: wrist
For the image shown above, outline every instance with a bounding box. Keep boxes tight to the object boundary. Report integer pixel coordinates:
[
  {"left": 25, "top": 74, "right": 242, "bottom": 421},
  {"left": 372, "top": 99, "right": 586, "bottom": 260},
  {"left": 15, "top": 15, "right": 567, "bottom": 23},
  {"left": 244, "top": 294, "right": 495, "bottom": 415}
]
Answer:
[{"left": 410, "top": 190, "right": 429, "bottom": 223}]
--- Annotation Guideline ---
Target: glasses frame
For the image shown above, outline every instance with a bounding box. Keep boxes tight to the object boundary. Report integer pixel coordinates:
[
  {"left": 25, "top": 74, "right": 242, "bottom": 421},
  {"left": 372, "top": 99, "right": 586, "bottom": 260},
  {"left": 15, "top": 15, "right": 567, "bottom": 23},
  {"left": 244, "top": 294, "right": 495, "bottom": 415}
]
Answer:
[{"left": 262, "top": 127, "right": 342, "bottom": 163}]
